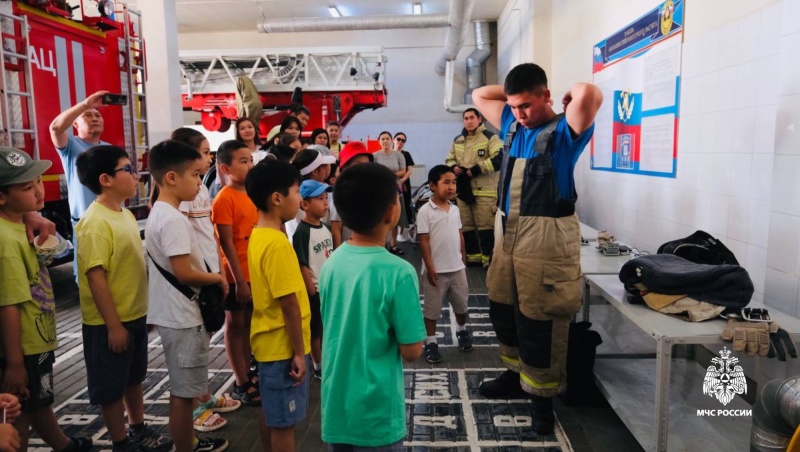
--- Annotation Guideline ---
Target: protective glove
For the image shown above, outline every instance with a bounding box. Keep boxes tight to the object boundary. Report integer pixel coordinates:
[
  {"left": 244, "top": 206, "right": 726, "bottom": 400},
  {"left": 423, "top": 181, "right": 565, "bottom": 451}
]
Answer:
[
  {"left": 468, "top": 165, "right": 482, "bottom": 177},
  {"left": 720, "top": 319, "right": 770, "bottom": 357},
  {"left": 597, "top": 231, "right": 615, "bottom": 247},
  {"left": 768, "top": 323, "right": 798, "bottom": 361}
]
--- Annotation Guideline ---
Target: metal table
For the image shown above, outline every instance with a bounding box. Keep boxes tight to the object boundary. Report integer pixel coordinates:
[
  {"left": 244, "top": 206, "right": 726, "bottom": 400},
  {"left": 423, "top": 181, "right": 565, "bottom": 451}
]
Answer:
[
  {"left": 580, "top": 244, "right": 633, "bottom": 321},
  {"left": 585, "top": 274, "right": 800, "bottom": 451},
  {"left": 579, "top": 221, "right": 601, "bottom": 241}
]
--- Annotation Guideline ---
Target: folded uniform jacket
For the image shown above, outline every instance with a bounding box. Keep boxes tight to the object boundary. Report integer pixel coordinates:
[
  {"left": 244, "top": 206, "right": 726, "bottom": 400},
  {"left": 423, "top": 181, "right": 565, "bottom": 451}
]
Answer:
[
  {"left": 619, "top": 254, "right": 753, "bottom": 308},
  {"left": 632, "top": 283, "right": 725, "bottom": 322}
]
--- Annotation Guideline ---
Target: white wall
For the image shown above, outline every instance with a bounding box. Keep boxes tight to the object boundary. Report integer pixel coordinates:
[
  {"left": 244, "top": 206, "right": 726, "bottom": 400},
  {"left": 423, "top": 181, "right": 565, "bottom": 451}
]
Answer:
[
  {"left": 514, "top": 0, "right": 781, "bottom": 306},
  {"left": 764, "top": 0, "right": 800, "bottom": 316},
  {"left": 178, "top": 26, "right": 498, "bottom": 172}
]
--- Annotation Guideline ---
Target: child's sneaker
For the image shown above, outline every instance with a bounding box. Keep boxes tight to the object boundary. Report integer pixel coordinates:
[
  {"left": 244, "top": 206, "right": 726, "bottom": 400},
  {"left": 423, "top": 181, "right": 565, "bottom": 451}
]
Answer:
[
  {"left": 194, "top": 436, "right": 229, "bottom": 452},
  {"left": 62, "top": 436, "right": 93, "bottom": 452},
  {"left": 111, "top": 438, "right": 141, "bottom": 452},
  {"left": 424, "top": 342, "right": 442, "bottom": 363},
  {"left": 457, "top": 330, "right": 473, "bottom": 352},
  {"left": 128, "top": 423, "right": 174, "bottom": 452}
]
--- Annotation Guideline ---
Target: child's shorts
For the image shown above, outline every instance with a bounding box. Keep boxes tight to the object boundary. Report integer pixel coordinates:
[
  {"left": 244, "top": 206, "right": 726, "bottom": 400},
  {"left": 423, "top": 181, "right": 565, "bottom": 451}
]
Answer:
[
  {"left": 83, "top": 316, "right": 148, "bottom": 406},
  {"left": 258, "top": 355, "right": 310, "bottom": 428},
  {"left": 309, "top": 292, "right": 322, "bottom": 340},
  {"left": 158, "top": 324, "right": 210, "bottom": 399},
  {"left": 0, "top": 351, "right": 55, "bottom": 412},
  {"left": 224, "top": 282, "right": 253, "bottom": 311},
  {"left": 422, "top": 269, "right": 469, "bottom": 320}
]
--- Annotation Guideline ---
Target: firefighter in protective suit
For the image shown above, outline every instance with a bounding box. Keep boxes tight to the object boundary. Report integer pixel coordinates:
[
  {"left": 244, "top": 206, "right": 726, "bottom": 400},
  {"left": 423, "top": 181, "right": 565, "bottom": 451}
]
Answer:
[
  {"left": 472, "top": 64, "right": 603, "bottom": 435},
  {"left": 445, "top": 108, "right": 503, "bottom": 267}
]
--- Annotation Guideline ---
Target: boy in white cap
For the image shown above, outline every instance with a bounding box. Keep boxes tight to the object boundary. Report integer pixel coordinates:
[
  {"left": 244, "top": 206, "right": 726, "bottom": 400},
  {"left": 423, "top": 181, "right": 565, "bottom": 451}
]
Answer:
[
  {"left": 292, "top": 179, "right": 334, "bottom": 380},
  {"left": 0, "top": 147, "right": 92, "bottom": 451}
]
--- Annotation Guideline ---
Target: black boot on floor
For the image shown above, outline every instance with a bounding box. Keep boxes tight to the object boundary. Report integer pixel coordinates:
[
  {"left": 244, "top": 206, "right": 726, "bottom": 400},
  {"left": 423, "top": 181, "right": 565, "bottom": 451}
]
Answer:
[
  {"left": 478, "top": 370, "right": 529, "bottom": 399},
  {"left": 531, "top": 395, "right": 555, "bottom": 435}
]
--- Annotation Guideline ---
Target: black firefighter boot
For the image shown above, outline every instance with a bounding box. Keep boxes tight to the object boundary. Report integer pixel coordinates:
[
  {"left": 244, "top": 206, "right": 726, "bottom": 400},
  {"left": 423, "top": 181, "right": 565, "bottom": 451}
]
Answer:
[
  {"left": 530, "top": 395, "right": 555, "bottom": 435},
  {"left": 478, "top": 370, "right": 529, "bottom": 399}
]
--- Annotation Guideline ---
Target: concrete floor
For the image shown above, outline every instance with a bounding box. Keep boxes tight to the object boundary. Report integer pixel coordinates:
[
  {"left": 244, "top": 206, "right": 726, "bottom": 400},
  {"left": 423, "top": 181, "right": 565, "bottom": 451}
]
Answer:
[{"left": 35, "top": 241, "right": 643, "bottom": 451}]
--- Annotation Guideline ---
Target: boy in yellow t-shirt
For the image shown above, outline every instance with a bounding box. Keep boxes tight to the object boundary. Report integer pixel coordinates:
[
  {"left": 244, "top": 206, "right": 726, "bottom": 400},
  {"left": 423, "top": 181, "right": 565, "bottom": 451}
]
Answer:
[
  {"left": 0, "top": 147, "right": 92, "bottom": 451},
  {"left": 245, "top": 159, "right": 310, "bottom": 452},
  {"left": 76, "top": 145, "right": 173, "bottom": 452}
]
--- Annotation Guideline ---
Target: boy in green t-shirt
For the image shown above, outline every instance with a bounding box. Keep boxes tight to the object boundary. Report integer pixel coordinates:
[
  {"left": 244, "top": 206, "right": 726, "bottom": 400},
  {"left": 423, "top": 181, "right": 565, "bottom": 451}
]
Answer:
[
  {"left": 0, "top": 147, "right": 92, "bottom": 451},
  {"left": 245, "top": 159, "right": 310, "bottom": 452},
  {"left": 76, "top": 145, "right": 173, "bottom": 452},
  {"left": 319, "top": 163, "right": 427, "bottom": 450}
]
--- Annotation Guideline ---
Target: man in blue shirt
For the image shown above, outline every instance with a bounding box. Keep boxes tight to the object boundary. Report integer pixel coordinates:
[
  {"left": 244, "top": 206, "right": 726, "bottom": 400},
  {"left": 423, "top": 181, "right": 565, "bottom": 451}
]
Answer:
[
  {"left": 472, "top": 63, "right": 603, "bottom": 435},
  {"left": 50, "top": 91, "right": 112, "bottom": 275}
]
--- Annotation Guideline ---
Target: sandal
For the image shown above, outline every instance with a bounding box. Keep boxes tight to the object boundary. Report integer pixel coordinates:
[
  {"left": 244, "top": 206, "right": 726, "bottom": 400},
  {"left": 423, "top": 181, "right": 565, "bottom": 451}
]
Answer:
[
  {"left": 388, "top": 246, "right": 405, "bottom": 256},
  {"left": 192, "top": 408, "right": 227, "bottom": 432},
  {"left": 231, "top": 381, "right": 261, "bottom": 406},
  {"left": 200, "top": 394, "right": 241, "bottom": 413},
  {"left": 247, "top": 368, "right": 259, "bottom": 385}
]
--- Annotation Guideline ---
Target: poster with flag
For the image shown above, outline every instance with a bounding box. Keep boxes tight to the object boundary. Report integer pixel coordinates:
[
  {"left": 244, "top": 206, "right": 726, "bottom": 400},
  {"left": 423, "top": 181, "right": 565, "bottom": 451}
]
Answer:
[{"left": 591, "top": 0, "right": 684, "bottom": 178}]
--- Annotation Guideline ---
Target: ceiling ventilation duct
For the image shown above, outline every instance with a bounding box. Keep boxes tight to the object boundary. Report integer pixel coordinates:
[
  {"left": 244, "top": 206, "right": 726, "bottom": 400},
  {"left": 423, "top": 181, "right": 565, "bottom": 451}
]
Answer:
[
  {"left": 443, "top": 20, "right": 492, "bottom": 113},
  {"left": 434, "top": 0, "right": 475, "bottom": 76},
  {"left": 463, "top": 20, "right": 491, "bottom": 104},
  {"left": 257, "top": 14, "right": 449, "bottom": 33}
]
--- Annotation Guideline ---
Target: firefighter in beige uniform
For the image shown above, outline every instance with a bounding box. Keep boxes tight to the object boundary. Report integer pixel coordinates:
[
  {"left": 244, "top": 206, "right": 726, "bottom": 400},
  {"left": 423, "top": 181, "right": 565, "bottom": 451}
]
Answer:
[
  {"left": 445, "top": 108, "right": 503, "bottom": 267},
  {"left": 472, "top": 63, "right": 603, "bottom": 434}
]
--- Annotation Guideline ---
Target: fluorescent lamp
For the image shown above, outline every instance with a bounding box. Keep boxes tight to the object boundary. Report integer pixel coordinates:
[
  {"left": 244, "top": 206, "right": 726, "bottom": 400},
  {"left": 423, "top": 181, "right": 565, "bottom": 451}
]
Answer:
[
  {"left": 413, "top": 3, "right": 422, "bottom": 14},
  {"left": 328, "top": 6, "right": 341, "bottom": 17}
]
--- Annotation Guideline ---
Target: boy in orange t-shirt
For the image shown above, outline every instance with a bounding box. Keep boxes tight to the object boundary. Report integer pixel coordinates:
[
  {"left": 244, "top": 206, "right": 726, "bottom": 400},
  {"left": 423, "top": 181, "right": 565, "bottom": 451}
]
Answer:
[{"left": 211, "top": 140, "right": 260, "bottom": 406}]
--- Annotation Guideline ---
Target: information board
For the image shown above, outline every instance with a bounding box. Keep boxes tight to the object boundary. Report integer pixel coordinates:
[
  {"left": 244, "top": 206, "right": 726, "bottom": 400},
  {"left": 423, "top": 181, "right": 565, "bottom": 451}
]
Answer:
[{"left": 591, "top": 0, "right": 684, "bottom": 178}]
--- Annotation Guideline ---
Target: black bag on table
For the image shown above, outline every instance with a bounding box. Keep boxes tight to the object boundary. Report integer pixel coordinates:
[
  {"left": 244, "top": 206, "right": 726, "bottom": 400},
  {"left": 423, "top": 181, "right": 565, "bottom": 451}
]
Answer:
[
  {"left": 148, "top": 256, "right": 225, "bottom": 332},
  {"left": 658, "top": 230, "right": 739, "bottom": 265}
]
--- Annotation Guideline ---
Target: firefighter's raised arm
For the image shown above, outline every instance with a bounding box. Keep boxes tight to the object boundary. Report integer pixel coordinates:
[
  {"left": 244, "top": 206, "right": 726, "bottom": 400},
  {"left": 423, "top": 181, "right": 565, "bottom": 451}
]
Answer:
[
  {"left": 471, "top": 85, "right": 506, "bottom": 131},
  {"left": 49, "top": 90, "right": 108, "bottom": 149}
]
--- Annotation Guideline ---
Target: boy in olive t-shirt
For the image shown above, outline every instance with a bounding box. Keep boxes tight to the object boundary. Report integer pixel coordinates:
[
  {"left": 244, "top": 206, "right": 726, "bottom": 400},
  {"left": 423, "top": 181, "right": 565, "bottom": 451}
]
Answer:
[
  {"left": 76, "top": 145, "right": 172, "bottom": 452},
  {"left": 319, "top": 163, "right": 426, "bottom": 450},
  {"left": 0, "top": 147, "right": 92, "bottom": 452}
]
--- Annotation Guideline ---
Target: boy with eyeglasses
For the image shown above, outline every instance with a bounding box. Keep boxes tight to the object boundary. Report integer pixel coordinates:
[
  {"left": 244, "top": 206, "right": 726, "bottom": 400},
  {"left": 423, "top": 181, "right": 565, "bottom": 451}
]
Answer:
[{"left": 76, "top": 145, "right": 173, "bottom": 451}]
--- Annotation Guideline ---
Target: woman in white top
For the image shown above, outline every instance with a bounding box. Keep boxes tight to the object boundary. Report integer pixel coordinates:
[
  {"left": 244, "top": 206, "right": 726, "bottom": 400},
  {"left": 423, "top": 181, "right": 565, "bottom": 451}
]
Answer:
[{"left": 234, "top": 118, "right": 262, "bottom": 154}]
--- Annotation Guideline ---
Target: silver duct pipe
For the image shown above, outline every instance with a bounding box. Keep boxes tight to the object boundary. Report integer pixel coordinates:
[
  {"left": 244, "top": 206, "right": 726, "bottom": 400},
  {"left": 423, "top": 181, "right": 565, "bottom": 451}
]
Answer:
[
  {"left": 257, "top": 14, "right": 449, "bottom": 33},
  {"left": 434, "top": 0, "right": 475, "bottom": 76},
  {"left": 463, "top": 20, "right": 491, "bottom": 104},
  {"left": 751, "top": 377, "right": 800, "bottom": 451}
]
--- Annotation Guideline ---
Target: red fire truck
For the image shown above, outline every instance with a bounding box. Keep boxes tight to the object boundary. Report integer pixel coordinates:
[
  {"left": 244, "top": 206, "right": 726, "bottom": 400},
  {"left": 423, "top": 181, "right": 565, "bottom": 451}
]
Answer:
[
  {"left": 179, "top": 47, "right": 388, "bottom": 136},
  {"left": 0, "top": 0, "right": 147, "bottom": 244}
]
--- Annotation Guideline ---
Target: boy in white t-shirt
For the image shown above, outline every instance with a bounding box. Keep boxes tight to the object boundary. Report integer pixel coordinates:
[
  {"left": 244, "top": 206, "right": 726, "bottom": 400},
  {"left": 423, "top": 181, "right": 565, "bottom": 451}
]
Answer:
[
  {"left": 170, "top": 129, "right": 241, "bottom": 432},
  {"left": 145, "top": 140, "right": 229, "bottom": 452},
  {"left": 292, "top": 180, "right": 334, "bottom": 380},
  {"left": 416, "top": 165, "right": 473, "bottom": 364}
]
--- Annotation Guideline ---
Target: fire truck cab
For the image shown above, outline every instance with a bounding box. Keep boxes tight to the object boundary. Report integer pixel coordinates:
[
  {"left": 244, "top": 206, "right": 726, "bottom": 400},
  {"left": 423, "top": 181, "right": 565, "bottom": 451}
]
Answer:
[{"left": 0, "top": 0, "right": 148, "bottom": 257}]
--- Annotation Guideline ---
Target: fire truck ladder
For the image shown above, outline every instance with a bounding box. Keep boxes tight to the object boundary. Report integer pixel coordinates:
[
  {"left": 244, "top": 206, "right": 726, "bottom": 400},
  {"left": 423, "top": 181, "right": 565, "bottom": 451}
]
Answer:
[
  {"left": 179, "top": 47, "right": 387, "bottom": 96},
  {"left": 122, "top": 5, "right": 148, "bottom": 208},
  {"left": 0, "top": 10, "right": 37, "bottom": 157}
]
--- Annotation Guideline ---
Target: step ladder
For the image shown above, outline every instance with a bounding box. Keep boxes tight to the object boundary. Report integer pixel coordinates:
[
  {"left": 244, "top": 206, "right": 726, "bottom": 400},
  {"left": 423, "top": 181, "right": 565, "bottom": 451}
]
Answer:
[
  {"left": 0, "top": 9, "right": 37, "bottom": 158},
  {"left": 122, "top": 5, "right": 149, "bottom": 209}
]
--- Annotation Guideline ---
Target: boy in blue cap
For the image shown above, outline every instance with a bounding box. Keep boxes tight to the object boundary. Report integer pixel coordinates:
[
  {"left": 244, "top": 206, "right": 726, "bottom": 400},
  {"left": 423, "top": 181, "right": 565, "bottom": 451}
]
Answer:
[{"left": 292, "top": 179, "right": 334, "bottom": 380}]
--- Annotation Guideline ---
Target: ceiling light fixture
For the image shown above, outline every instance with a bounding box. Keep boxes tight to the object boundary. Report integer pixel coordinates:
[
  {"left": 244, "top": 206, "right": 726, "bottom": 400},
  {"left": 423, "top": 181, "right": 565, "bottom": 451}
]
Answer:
[
  {"left": 413, "top": 3, "right": 422, "bottom": 15},
  {"left": 328, "top": 6, "right": 341, "bottom": 17}
]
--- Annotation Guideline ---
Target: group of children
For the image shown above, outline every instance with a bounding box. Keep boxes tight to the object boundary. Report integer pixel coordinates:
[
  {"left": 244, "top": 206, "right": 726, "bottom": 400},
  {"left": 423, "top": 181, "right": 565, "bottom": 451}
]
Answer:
[{"left": 0, "top": 125, "right": 477, "bottom": 452}]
